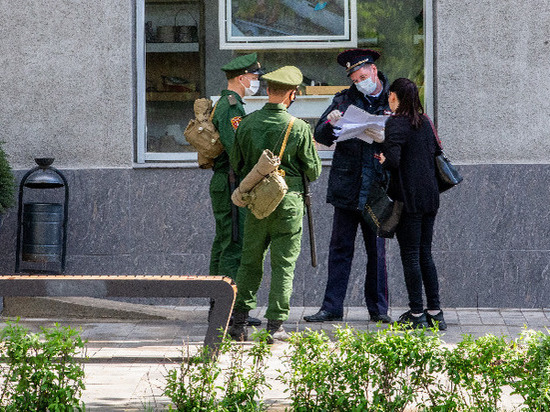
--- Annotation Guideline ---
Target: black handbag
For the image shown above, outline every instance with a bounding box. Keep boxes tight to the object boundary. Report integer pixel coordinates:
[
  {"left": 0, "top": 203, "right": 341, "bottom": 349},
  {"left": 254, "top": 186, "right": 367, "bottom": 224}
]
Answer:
[
  {"left": 425, "top": 115, "right": 463, "bottom": 193},
  {"left": 362, "top": 180, "right": 403, "bottom": 239}
]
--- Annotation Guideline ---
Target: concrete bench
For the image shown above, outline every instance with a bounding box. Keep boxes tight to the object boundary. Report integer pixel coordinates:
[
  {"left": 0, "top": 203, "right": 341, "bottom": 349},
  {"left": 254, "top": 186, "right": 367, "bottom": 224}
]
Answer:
[{"left": 0, "top": 275, "right": 236, "bottom": 358}]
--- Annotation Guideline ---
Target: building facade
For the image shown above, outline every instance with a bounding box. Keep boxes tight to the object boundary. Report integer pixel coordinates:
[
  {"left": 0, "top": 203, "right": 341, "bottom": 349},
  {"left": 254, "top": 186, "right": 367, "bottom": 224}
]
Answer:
[{"left": 1, "top": 0, "right": 550, "bottom": 308}]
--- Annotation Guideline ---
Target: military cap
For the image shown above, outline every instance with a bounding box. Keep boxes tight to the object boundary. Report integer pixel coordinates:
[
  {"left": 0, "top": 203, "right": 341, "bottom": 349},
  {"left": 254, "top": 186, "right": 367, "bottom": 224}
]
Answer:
[
  {"left": 221, "top": 52, "right": 263, "bottom": 76},
  {"left": 261, "top": 66, "right": 303, "bottom": 87},
  {"left": 337, "top": 48, "right": 381, "bottom": 76}
]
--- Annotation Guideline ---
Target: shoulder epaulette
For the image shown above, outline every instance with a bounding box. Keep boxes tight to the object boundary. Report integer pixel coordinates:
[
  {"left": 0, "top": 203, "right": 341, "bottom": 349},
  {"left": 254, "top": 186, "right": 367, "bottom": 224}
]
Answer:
[{"left": 228, "top": 94, "right": 238, "bottom": 106}]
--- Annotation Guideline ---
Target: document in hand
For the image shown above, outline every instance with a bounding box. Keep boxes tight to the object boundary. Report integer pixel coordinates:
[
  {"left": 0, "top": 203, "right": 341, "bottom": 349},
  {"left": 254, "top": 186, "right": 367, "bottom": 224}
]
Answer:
[{"left": 332, "top": 105, "right": 390, "bottom": 144}]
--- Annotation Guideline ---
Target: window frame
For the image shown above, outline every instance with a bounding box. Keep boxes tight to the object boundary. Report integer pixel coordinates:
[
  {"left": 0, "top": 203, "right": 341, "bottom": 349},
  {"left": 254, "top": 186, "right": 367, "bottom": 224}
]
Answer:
[
  {"left": 135, "top": 0, "right": 434, "bottom": 165},
  {"left": 218, "top": 0, "right": 357, "bottom": 50}
]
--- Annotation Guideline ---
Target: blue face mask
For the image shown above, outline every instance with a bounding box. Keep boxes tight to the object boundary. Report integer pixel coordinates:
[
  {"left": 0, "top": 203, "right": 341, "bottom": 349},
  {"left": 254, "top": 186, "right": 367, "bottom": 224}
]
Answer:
[{"left": 355, "top": 77, "right": 377, "bottom": 96}]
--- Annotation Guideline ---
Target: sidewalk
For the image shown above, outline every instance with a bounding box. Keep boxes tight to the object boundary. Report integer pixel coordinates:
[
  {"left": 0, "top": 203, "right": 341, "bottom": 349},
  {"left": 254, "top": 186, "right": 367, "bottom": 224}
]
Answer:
[{"left": 3, "top": 306, "right": 550, "bottom": 411}]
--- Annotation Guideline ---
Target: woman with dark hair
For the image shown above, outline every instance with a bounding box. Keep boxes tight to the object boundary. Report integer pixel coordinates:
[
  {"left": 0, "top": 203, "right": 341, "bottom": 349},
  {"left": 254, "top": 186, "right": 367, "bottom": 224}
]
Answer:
[{"left": 379, "top": 78, "right": 447, "bottom": 330}]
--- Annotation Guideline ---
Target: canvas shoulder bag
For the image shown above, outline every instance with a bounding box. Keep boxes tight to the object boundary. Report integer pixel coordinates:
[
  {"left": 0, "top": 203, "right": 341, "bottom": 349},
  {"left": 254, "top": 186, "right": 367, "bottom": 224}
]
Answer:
[
  {"left": 183, "top": 98, "right": 224, "bottom": 168},
  {"left": 245, "top": 117, "right": 295, "bottom": 220}
]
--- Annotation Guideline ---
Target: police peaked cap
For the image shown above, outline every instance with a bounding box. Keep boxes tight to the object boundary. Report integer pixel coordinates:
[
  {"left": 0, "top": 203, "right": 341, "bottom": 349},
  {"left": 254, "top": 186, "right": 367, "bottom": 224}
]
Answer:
[
  {"left": 337, "top": 49, "right": 381, "bottom": 76},
  {"left": 221, "top": 52, "right": 264, "bottom": 77}
]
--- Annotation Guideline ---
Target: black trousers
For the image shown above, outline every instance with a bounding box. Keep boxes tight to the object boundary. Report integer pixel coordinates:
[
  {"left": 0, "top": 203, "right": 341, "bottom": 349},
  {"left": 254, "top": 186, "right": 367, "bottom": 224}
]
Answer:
[
  {"left": 396, "top": 211, "right": 441, "bottom": 313},
  {"left": 320, "top": 207, "right": 388, "bottom": 317}
]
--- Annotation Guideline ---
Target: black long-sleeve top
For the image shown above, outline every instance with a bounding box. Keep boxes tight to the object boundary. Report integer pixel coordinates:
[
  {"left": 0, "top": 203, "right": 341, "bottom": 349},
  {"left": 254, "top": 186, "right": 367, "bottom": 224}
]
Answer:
[{"left": 382, "top": 115, "right": 441, "bottom": 213}]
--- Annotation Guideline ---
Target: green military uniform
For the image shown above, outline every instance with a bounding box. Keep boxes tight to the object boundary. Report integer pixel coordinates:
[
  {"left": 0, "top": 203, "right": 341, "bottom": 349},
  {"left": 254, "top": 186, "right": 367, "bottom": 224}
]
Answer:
[
  {"left": 209, "top": 90, "right": 246, "bottom": 278},
  {"left": 230, "top": 66, "right": 322, "bottom": 321},
  {"left": 209, "top": 53, "right": 262, "bottom": 279}
]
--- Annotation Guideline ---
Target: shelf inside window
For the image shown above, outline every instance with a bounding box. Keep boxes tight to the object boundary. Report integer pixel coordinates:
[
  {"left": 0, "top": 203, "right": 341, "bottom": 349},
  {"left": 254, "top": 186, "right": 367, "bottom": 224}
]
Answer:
[
  {"left": 146, "top": 42, "right": 199, "bottom": 53},
  {"left": 146, "top": 91, "right": 200, "bottom": 101}
]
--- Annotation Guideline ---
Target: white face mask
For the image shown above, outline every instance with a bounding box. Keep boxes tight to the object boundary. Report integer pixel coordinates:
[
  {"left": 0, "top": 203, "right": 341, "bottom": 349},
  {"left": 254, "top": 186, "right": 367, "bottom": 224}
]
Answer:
[
  {"left": 243, "top": 79, "right": 260, "bottom": 96},
  {"left": 355, "top": 77, "right": 377, "bottom": 96}
]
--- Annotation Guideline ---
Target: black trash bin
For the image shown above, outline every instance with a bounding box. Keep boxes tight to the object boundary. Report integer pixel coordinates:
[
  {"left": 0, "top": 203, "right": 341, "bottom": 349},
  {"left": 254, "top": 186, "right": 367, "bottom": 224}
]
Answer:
[
  {"left": 15, "top": 158, "right": 68, "bottom": 274},
  {"left": 22, "top": 203, "right": 63, "bottom": 263}
]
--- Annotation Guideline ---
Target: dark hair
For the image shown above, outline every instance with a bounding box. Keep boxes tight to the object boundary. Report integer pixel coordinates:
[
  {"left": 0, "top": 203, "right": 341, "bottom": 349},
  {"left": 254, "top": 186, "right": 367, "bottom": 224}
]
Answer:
[{"left": 389, "top": 78, "right": 424, "bottom": 129}]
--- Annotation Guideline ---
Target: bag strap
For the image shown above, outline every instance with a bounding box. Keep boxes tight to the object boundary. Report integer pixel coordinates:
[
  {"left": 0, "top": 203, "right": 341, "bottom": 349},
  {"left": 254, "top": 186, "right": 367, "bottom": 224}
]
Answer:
[
  {"left": 278, "top": 116, "right": 296, "bottom": 158},
  {"left": 209, "top": 100, "right": 220, "bottom": 122},
  {"left": 424, "top": 114, "right": 443, "bottom": 150}
]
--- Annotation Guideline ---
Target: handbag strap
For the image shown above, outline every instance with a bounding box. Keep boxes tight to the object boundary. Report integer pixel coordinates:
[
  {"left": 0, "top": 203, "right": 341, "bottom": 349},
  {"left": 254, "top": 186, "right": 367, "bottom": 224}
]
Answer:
[
  {"left": 424, "top": 114, "right": 443, "bottom": 150},
  {"left": 278, "top": 116, "right": 296, "bottom": 158}
]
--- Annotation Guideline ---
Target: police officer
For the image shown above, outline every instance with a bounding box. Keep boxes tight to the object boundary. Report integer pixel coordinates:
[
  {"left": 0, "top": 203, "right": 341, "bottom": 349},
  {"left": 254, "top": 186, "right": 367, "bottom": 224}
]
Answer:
[
  {"left": 304, "top": 49, "right": 391, "bottom": 324},
  {"left": 210, "top": 53, "right": 263, "bottom": 326},
  {"left": 228, "top": 66, "right": 322, "bottom": 343}
]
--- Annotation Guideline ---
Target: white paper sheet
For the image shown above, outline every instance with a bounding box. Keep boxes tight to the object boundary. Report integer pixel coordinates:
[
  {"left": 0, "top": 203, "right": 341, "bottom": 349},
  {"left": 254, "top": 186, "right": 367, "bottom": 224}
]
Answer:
[{"left": 332, "top": 105, "right": 390, "bottom": 143}]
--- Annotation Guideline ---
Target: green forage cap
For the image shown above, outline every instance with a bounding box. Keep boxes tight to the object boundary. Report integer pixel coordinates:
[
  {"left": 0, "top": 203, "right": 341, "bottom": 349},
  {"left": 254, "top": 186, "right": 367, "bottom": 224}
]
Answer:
[
  {"left": 262, "top": 66, "right": 303, "bottom": 86},
  {"left": 221, "top": 52, "right": 262, "bottom": 74}
]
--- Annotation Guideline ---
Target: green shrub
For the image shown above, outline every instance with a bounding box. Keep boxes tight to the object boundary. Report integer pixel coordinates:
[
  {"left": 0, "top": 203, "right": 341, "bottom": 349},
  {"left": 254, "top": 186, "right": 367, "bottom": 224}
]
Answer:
[
  {"left": 165, "top": 329, "right": 271, "bottom": 411},
  {"left": 508, "top": 329, "right": 550, "bottom": 411},
  {"left": 365, "top": 324, "right": 445, "bottom": 411},
  {"left": 0, "top": 320, "right": 87, "bottom": 411},
  {"left": 280, "top": 324, "right": 446, "bottom": 412},
  {"left": 279, "top": 328, "right": 339, "bottom": 411},
  {"left": 444, "top": 334, "right": 513, "bottom": 411},
  {"left": 164, "top": 326, "right": 550, "bottom": 411},
  {"left": 0, "top": 142, "right": 15, "bottom": 215}
]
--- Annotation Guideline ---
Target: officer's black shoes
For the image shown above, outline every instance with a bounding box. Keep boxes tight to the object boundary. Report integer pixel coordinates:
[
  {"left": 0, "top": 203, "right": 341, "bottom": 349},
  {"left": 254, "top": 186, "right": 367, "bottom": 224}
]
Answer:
[
  {"left": 246, "top": 316, "right": 262, "bottom": 327},
  {"left": 266, "top": 320, "right": 289, "bottom": 344},
  {"left": 228, "top": 311, "right": 248, "bottom": 342},
  {"left": 370, "top": 313, "right": 392, "bottom": 323},
  {"left": 425, "top": 310, "right": 447, "bottom": 331},
  {"left": 303, "top": 309, "right": 343, "bottom": 323},
  {"left": 397, "top": 310, "right": 429, "bottom": 329}
]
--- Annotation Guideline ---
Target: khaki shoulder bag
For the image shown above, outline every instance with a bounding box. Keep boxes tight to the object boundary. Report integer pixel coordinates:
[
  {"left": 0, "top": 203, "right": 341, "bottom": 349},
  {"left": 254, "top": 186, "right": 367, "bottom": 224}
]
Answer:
[
  {"left": 183, "top": 98, "right": 224, "bottom": 168},
  {"left": 243, "top": 117, "right": 295, "bottom": 220}
]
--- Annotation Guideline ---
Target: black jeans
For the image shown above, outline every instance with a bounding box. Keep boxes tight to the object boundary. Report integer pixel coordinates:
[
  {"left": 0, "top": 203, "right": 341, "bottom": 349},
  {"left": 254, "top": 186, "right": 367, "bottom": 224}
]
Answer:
[{"left": 396, "top": 211, "right": 440, "bottom": 313}]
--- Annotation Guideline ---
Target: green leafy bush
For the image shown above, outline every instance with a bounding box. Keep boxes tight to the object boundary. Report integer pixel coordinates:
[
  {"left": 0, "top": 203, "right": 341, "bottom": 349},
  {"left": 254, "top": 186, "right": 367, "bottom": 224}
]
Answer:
[
  {"left": 164, "top": 326, "right": 550, "bottom": 411},
  {"left": 280, "top": 324, "right": 446, "bottom": 411},
  {"left": 164, "top": 329, "right": 271, "bottom": 411},
  {"left": 0, "top": 320, "right": 87, "bottom": 411},
  {"left": 0, "top": 142, "right": 15, "bottom": 215},
  {"left": 444, "top": 334, "right": 513, "bottom": 411},
  {"left": 508, "top": 329, "right": 550, "bottom": 411}
]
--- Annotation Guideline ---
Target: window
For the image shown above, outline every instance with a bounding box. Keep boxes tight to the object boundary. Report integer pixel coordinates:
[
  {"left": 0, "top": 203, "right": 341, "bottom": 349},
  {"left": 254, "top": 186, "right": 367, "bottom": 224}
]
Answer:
[
  {"left": 136, "top": 0, "right": 204, "bottom": 163},
  {"left": 219, "top": 0, "right": 357, "bottom": 50},
  {"left": 136, "top": 0, "right": 432, "bottom": 165}
]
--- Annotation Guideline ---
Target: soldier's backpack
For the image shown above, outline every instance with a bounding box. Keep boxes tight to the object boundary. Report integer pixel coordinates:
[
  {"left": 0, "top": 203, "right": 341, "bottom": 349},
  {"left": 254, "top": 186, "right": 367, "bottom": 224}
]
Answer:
[
  {"left": 241, "top": 117, "right": 295, "bottom": 220},
  {"left": 184, "top": 98, "right": 224, "bottom": 168}
]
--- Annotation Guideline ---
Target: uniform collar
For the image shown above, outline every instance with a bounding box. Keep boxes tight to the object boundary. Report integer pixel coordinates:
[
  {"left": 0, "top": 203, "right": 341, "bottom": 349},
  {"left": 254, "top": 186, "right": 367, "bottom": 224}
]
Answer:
[{"left": 263, "top": 102, "right": 288, "bottom": 111}]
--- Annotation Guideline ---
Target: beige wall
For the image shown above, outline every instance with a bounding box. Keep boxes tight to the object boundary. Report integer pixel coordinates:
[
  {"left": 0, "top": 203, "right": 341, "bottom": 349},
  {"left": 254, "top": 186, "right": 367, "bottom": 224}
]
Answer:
[
  {"left": 1, "top": 1, "right": 550, "bottom": 169},
  {"left": 436, "top": 0, "right": 550, "bottom": 164},
  {"left": 0, "top": 0, "right": 135, "bottom": 169}
]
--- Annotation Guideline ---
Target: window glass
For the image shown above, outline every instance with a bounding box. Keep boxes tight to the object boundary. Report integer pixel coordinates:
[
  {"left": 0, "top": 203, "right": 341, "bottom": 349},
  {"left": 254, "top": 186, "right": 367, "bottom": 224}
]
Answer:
[
  {"left": 137, "top": 0, "right": 426, "bottom": 162},
  {"left": 252, "top": 1, "right": 424, "bottom": 102},
  {"left": 141, "top": 0, "right": 202, "bottom": 161}
]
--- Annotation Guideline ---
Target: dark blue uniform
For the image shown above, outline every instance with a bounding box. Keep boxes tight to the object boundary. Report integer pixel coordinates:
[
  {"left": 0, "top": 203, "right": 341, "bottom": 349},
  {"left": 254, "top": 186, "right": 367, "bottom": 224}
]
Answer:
[{"left": 313, "top": 73, "right": 390, "bottom": 319}]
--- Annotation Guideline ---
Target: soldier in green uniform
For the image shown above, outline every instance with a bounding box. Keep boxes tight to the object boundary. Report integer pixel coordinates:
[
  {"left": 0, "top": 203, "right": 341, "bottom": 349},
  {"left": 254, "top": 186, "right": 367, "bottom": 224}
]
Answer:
[
  {"left": 228, "top": 66, "right": 322, "bottom": 343},
  {"left": 210, "top": 53, "right": 263, "bottom": 326}
]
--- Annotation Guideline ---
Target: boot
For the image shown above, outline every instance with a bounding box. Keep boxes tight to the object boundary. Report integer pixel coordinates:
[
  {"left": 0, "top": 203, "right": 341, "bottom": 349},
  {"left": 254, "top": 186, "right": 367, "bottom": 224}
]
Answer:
[
  {"left": 228, "top": 310, "right": 248, "bottom": 341},
  {"left": 228, "top": 315, "right": 262, "bottom": 327},
  {"left": 266, "top": 320, "right": 289, "bottom": 344}
]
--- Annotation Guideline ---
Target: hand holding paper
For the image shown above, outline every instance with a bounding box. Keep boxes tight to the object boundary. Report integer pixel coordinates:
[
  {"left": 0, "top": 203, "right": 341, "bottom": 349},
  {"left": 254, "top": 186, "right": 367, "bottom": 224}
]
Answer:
[
  {"left": 333, "top": 105, "right": 390, "bottom": 144},
  {"left": 364, "top": 127, "right": 385, "bottom": 143},
  {"left": 327, "top": 109, "right": 343, "bottom": 125}
]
